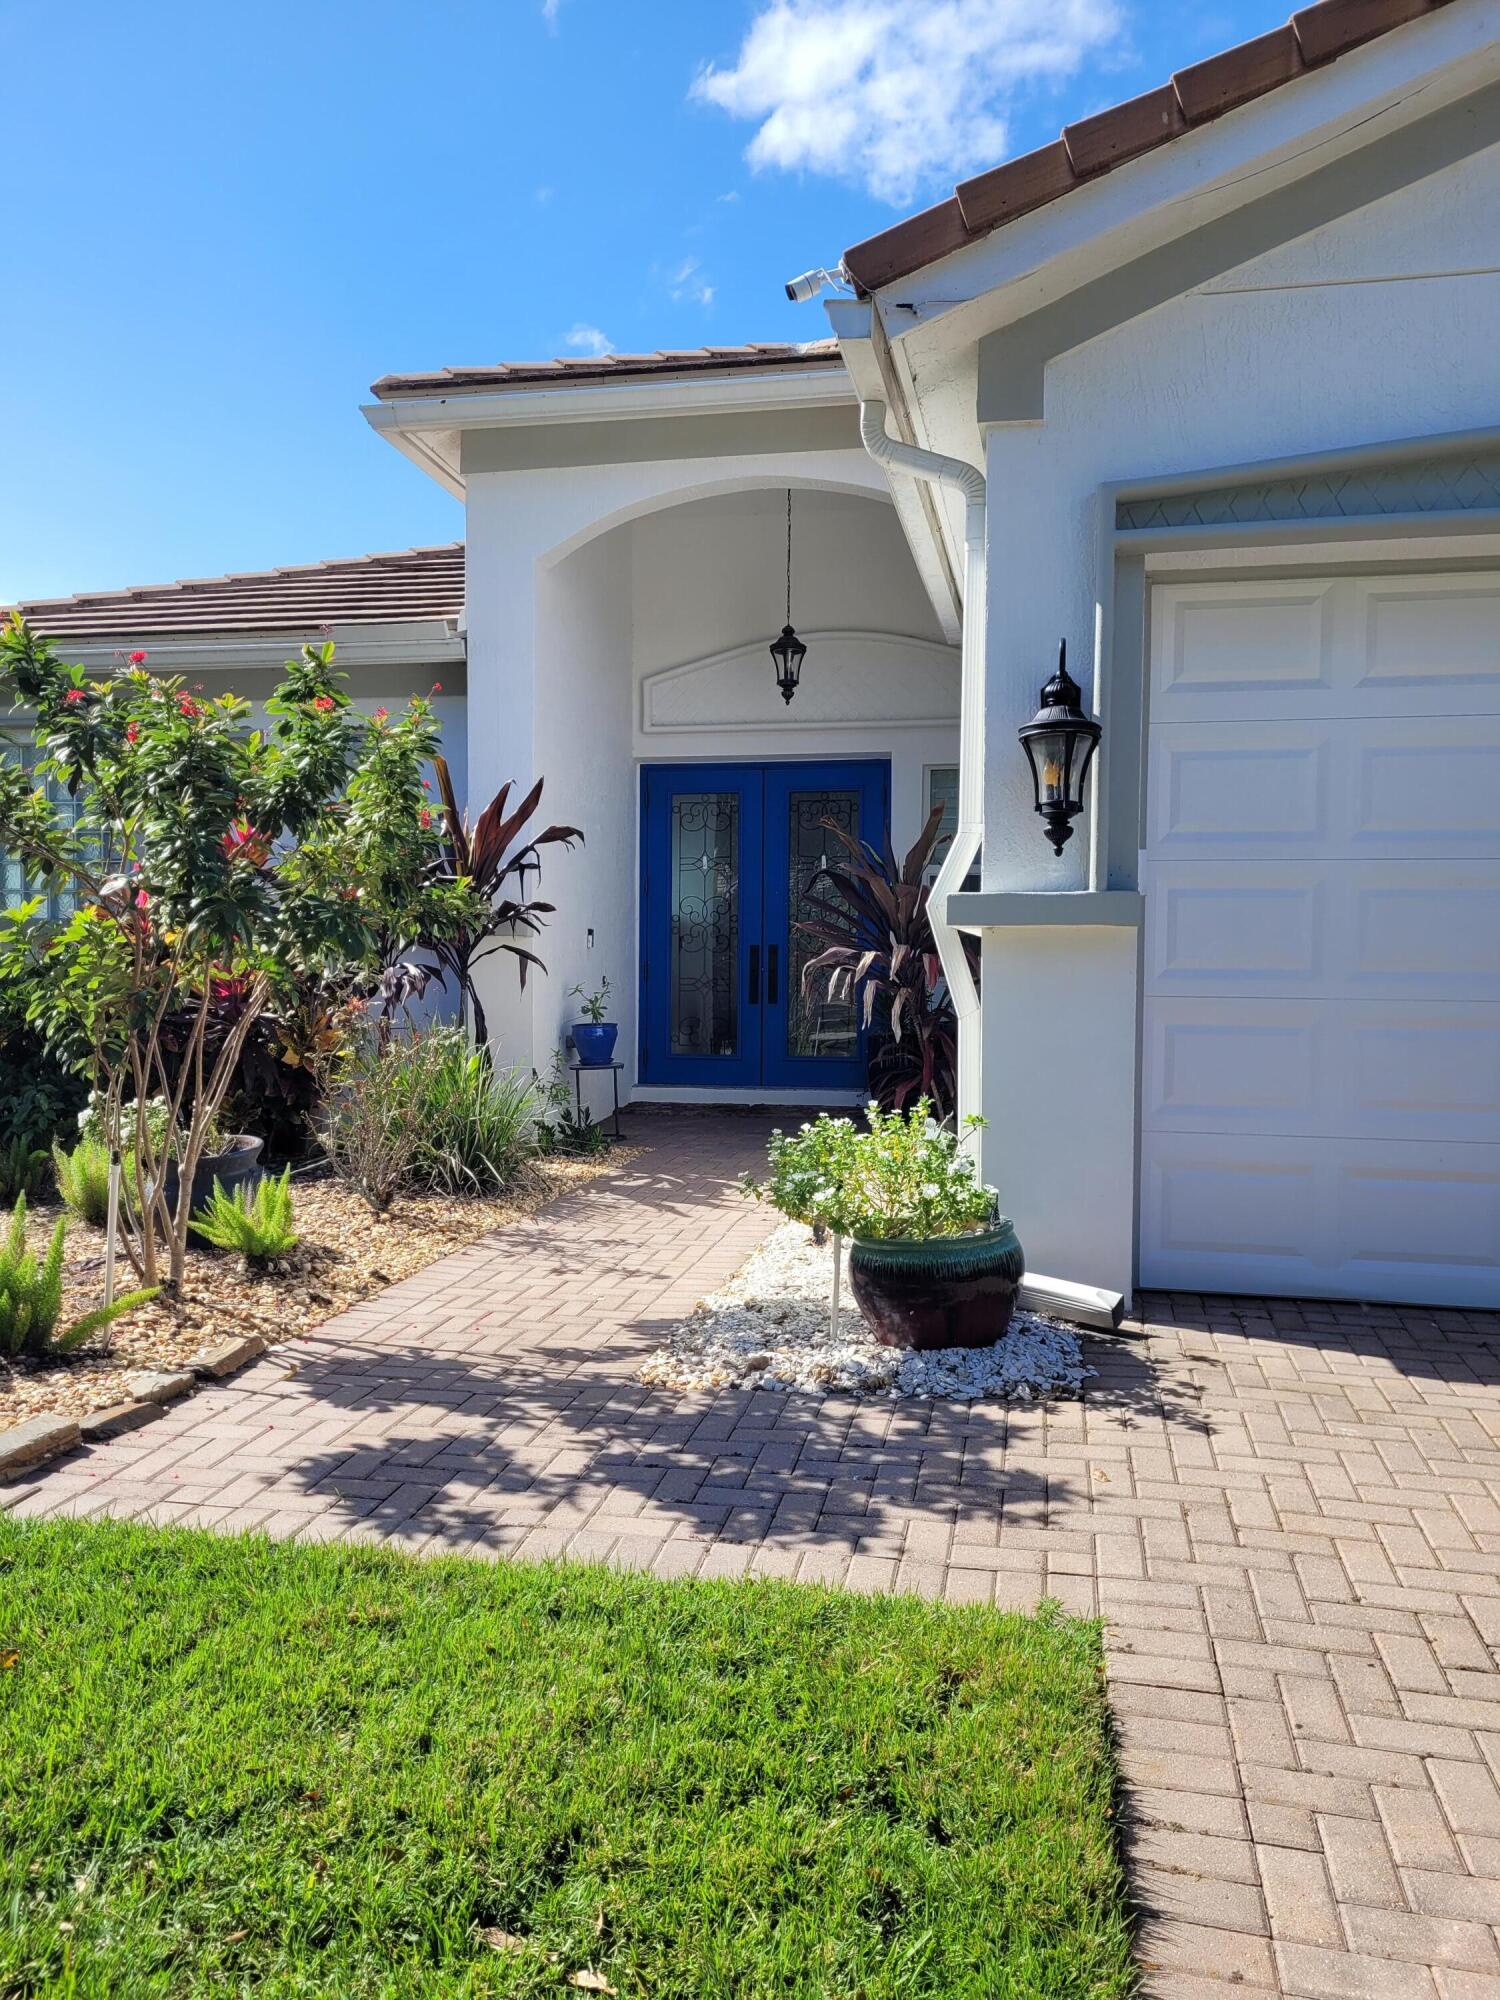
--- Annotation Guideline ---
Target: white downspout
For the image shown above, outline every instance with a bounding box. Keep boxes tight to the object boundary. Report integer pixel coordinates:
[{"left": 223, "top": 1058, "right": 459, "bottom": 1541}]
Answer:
[{"left": 857, "top": 401, "right": 986, "bottom": 1142}]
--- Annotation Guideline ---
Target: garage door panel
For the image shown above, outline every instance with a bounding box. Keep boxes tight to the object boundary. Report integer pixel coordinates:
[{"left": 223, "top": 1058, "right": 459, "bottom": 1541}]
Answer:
[
  {"left": 1341, "top": 1149, "right": 1500, "bottom": 1279},
  {"left": 1349, "top": 867, "right": 1500, "bottom": 1000},
  {"left": 1140, "top": 1134, "right": 1500, "bottom": 1307},
  {"left": 1146, "top": 1000, "right": 1500, "bottom": 1144},
  {"left": 1148, "top": 728, "right": 1328, "bottom": 850},
  {"left": 1155, "top": 584, "right": 1333, "bottom": 701},
  {"left": 1151, "top": 576, "right": 1500, "bottom": 721},
  {"left": 1358, "top": 575, "right": 1500, "bottom": 693},
  {"left": 1346, "top": 1005, "right": 1500, "bottom": 1145},
  {"left": 1149, "top": 718, "right": 1500, "bottom": 858},
  {"left": 1144, "top": 1001, "right": 1325, "bottom": 1135},
  {"left": 1147, "top": 866, "right": 1324, "bottom": 991},
  {"left": 1148, "top": 862, "right": 1500, "bottom": 1002},
  {"left": 1353, "top": 720, "right": 1500, "bottom": 850},
  {"left": 1141, "top": 1135, "right": 1325, "bottom": 1283}
]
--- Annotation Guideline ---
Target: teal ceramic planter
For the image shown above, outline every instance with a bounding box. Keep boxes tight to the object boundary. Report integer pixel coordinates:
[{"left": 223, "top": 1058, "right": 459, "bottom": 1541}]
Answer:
[{"left": 849, "top": 1217, "right": 1025, "bottom": 1351}]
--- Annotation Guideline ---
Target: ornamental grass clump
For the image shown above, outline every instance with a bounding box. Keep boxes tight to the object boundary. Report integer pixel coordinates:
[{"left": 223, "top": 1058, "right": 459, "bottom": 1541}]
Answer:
[{"left": 747, "top": 1097, "right": 998, "bottom": 1243}]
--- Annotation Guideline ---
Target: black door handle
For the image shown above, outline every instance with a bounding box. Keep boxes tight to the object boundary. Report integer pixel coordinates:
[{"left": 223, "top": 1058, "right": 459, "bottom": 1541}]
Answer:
[
  {"left": 767, "top": 944, "right": 779, "bottom": 1005},
  {"left": 748, "top": 945, "right": 761, "bottom": 1004}
]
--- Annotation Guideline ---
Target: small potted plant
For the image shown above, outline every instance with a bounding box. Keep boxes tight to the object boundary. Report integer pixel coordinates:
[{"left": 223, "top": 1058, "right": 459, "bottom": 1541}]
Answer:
[
  {"left": 567, "top": 976, "right": 617, "bottom": 1067},
  {"left": 747, "top": 1099, "right": 1024, "bottom": 1350}
]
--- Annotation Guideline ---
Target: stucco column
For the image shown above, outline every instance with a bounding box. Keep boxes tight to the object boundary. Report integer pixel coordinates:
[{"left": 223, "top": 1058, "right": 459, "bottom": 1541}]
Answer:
[
  {"left": 461, "top": 483, "right": 544, "bottom": 1072},
  {"left": 975, "top": 424, "right": 1140, "bottom": 1302}
]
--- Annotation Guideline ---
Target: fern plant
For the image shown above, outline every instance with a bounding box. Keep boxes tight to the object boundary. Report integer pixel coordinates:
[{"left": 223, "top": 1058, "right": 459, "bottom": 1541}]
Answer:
[
  {"left": 52, "top": 1134, "right": 114, "bottom": 1228},
  {"left": 190, "top": 1167, "right": 299, "bottom": 1267},
  {"left": 0, "top": 1194, "right": 157, "bottom": 1359},
  {"left": 0, "top": 1136, "right": 50, "bottom": 1206}
]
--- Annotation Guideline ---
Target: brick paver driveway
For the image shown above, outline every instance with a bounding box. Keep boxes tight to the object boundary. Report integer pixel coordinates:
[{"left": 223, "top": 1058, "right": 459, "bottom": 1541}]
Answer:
[{"left": 6, "top": 1109, "right": 1500, "bottom": 1998}]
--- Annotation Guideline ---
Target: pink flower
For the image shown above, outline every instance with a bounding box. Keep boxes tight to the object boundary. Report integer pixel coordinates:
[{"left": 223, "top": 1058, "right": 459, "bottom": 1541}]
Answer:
[
  {"left": 421, "top": 778, "right": 431, "bottom": 790},
  {"left": 125, "top": 721, "right": 140, "bottom": 744},
  {"left": 373, "top": 707, "right": 389, "bottom": 723},
  {"left": 134, "top": 889, "right": 149, "bottom": 910},
  {"left": 64, "top": 688, "right": 86, "bottom": 705},
  {"left": 127, "top": 650, "right": 148, "bottom": 665},
  {"left": 419, "top": 808, "right": 432, "bottom": 829},
  {"left": 178, "top": 694, "right": 200, "bottom": 718},
  {"left": 222, "top": 821, "right": 270, "bottom": 866},
  {"left": 430, "top": 681, "right": 443, "bottom": 694},
  {"left": 312, "top": 694, "right": 335, "bottom": 714}
]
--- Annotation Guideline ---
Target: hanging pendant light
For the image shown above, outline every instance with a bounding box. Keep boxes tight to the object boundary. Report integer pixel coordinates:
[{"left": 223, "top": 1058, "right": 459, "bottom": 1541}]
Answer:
[{"left": 769, "top": 488, "right": 806, "bottom": 705}]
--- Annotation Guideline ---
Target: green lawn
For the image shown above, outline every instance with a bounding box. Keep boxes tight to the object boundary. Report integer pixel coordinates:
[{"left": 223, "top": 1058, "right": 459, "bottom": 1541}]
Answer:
[{"left": 0, "top": 1518, "right": 1135, "bottom": 1999}]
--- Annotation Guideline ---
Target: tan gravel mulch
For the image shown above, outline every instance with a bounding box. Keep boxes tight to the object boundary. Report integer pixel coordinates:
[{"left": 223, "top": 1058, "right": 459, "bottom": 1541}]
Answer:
[{"left": 0, "top": 1151, "right": 637, "bottom": 1432}]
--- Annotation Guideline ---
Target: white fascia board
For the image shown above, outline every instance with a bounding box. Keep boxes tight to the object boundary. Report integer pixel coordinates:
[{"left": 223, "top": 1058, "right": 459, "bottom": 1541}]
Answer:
[
  {"left": 363, "top": 364, "right": 851, "bottom": 437},
  {"left": 878, "top": 2, "right": 1500, "bottom": 353},
  {"left": 54, "top": 622, "right": 465, "bottom": 678},
  {"left": 362, "top": 363, "right": 853, "bottom": 498}
]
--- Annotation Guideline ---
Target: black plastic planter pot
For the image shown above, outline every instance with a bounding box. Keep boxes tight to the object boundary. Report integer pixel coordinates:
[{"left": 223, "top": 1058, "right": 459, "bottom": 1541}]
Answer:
[
  {"left": 161, "top": 1135, "right": 264, "bottom": 1218},
  {"left": 849, "top": 1218, "right": 1025, "bottom": 1350}
]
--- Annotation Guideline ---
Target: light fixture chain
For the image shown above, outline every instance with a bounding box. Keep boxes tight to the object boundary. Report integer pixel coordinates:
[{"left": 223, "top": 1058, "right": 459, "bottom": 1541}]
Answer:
[{"left": 786, "top": 488, "right": 792, "bottom": 624}]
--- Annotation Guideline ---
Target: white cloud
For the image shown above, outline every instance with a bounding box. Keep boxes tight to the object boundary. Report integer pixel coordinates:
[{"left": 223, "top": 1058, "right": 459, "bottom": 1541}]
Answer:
[
  {"left": 669, "top": 257, "right": 716, "bottom": 308},
  {"left": 692, "top": 0, "right": 1125, "bottom": 206},
  {"left": 541, "top": 0, "right": 563, "bottom": 25},
  {"left": 563, "top": 323, "right": 616, "bottom": 356}
]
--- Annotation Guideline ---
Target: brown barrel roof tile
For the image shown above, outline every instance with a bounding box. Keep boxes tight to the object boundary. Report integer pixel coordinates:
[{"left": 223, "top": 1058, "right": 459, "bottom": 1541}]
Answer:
[
  {"left": 371, "top": 339, "right": 843, "bottom": 401},
  {"left": 844, "top": 0, "right": 1456, "bottom": 293},
  {"left": 11, "top": 543, "right": 464, "bottom": 640}
]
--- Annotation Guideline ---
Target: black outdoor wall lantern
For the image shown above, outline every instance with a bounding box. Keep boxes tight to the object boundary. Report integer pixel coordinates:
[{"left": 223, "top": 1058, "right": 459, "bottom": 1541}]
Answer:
[
  {"left": 1019, "top": 641, "right": 1102, "bottom": 856},
  {"left": 768, "top": 489, "right": 806, "bottom": 704}
]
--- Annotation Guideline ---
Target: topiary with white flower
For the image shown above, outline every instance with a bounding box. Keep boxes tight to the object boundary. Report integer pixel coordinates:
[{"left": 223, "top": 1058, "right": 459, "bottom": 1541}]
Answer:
[{"left": 745, "top": 1098, "right": 996, "bottom": 1243}]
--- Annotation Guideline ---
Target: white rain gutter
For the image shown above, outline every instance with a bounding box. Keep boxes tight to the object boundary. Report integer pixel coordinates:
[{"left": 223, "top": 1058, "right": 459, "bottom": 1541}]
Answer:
[{"left": 856, "top": 400, "right": 985, "bottom": 1140}]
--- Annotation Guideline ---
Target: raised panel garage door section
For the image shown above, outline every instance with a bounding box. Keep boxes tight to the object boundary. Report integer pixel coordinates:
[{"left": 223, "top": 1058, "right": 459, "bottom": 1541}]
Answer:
[{"left": 1140, "top": 573, "right": 1500, "bottom": 1308}]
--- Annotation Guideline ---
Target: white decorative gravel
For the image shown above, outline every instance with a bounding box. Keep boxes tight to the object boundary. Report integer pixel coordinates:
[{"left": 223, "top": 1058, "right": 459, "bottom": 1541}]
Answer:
[{"left": 639, "top": 1220, "right": 1094, "bottom": 1403}]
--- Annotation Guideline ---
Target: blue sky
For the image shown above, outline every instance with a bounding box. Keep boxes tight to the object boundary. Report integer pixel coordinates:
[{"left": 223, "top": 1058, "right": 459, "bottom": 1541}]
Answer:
[{"left": 3, "top": 0, "right": 1293, "bottom": 602}]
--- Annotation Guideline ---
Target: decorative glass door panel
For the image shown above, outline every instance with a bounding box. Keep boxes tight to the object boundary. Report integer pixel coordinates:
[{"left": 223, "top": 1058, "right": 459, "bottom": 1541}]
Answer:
[
  {"left": 641, "top": 761, "right": 888, "bottom": 1091},
  {"left": 668, "top": 792, "right": 740, "bottom": 1058}
]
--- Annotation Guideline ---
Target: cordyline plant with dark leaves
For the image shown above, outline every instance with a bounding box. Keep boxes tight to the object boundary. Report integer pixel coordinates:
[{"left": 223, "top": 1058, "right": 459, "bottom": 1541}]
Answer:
[
  {"left": 0, "top": 616, "right": 480, "bottom": 1290},
  {"left": 422, "top": 755, "right": 583, "bottom": 1049},
  {"left": 797, "top": 802, "right": 978, "bottom": 1122}
]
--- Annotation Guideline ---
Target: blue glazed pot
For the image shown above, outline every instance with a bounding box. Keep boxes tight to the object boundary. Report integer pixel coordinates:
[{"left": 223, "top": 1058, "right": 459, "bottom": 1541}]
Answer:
[
  {"left": 849, "top": 1217, "right": 1025, "bottom": 1351},
  {"left": 573, "top": 1022, "right": 619, "bottom": 1067}
]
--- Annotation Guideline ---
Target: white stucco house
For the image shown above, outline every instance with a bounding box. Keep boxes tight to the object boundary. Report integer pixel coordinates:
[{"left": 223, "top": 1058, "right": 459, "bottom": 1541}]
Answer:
[
  {"left": 14, "top": 0, "right": 1498, "bottom": 1314},
  {"left": 362, "top": 0, "right": 1499, "bottom": 1314}
]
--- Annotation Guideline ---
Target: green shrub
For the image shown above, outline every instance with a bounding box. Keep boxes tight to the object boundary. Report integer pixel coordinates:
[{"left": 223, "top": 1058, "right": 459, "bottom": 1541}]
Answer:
[
  {"left": 0, "top": 1136, "right": 50, "bottom": 1206},
  {"left": 52, "top": 1134, "right": 113, "bottom": 1228},
  {"left": 745, "top": 1097, "right": 998, "bottom": 1242},
  {"left": 0, "top": 958, "right": 87, "bottom": 1153},
  {"left": 190, "top": 1166, "right": 299, "bottom": 1266},
  {"left": 315, "top": 1028, "right": 537, "bottom": 1208},
  {"left": 0, "top": 1194, "right": 156, "bottom": 1358},
  {"left": 403, "top": 1030, "right": 537, "bottom": 1194}
]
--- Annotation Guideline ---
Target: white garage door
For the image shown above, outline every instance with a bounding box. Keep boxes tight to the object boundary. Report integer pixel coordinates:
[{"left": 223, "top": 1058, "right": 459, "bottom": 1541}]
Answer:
[{"left": 1140, "top": 571, "right": 1500, "bottom": 1308}]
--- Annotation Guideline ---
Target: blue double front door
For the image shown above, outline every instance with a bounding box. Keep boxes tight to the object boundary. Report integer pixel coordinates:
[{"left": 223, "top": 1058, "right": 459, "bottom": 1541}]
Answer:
[{"left": 640, "top": 759, "right": 890, "bottom": 1091}]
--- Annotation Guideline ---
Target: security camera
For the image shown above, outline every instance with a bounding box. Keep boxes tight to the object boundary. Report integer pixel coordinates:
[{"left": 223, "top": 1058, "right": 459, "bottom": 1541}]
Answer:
[{"left": 784, "top": 265, "right": 848, "bottom": 303}]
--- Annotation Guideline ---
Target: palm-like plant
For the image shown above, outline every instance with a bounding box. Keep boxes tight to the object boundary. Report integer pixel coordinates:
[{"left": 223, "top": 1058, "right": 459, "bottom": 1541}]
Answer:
[
  {"left": 797, "top": 803, "right": 976, "bottom": 1121},
  {"left": 425, "top": 759, "right": 583, "bottom": 1049}
]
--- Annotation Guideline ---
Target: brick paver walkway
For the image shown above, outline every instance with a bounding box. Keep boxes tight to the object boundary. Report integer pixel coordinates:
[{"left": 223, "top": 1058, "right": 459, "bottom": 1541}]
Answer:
[{"left": 6, "top": 1110, "right": 1500, "bottom": 1998}]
